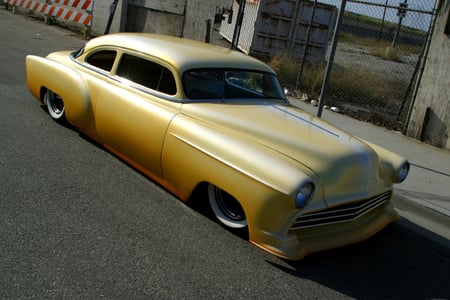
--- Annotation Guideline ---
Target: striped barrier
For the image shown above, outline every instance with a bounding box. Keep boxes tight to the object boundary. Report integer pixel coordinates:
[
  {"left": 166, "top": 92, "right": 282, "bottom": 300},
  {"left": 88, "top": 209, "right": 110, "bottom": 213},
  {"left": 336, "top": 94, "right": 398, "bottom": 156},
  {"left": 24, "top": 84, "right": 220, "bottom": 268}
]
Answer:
[{"left": 5, "top": 0, "right": 93, "bottom": 26}]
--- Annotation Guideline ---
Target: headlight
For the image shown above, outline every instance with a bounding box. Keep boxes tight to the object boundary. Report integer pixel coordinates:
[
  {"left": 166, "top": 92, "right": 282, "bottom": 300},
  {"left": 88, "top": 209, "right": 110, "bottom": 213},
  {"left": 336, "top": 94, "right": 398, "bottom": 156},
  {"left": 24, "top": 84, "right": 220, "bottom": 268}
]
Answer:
[
  {"left": 395, "top": 161, "right": 410, "bottom": 183},
  {"left": 295, "top": 182, "right": 315, "bottom": 208}
]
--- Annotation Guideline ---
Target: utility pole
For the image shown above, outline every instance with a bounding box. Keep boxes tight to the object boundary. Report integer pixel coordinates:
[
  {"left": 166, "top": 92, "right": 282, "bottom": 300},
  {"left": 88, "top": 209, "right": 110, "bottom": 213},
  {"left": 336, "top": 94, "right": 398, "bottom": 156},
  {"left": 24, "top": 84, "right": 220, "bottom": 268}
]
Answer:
[
  {"left": 392, "top": 0, "right": 408, "bottom": 47},
  {"left": 379, "top": 0, "right": 389, "bottom": 37}
]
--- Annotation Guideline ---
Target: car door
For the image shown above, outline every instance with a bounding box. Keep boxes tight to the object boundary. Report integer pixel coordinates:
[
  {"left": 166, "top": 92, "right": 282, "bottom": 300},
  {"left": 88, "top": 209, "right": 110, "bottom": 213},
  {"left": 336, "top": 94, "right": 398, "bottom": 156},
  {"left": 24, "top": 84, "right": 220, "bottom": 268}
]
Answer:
[{"left": 95, "top": 52, "right": 182, "bottom": 180}]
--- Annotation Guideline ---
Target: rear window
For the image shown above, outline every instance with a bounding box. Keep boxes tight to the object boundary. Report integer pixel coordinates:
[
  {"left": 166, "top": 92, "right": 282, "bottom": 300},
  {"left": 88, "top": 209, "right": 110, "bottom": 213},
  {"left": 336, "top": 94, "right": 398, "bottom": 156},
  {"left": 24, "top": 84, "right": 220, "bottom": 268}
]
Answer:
[
  {"left": 116, "top": 54, "right": 177, "bottom": 95},
  {"left": 86, "top": 50, "right": 116, "bottom": 72}
]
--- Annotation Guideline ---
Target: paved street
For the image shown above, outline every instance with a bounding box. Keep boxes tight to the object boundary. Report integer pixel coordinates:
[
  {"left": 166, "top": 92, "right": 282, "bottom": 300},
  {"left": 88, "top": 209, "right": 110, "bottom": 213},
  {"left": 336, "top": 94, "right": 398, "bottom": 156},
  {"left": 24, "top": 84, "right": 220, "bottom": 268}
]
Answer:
[{"left": 0, "top": 7, "right": 449, "bottom": 299}]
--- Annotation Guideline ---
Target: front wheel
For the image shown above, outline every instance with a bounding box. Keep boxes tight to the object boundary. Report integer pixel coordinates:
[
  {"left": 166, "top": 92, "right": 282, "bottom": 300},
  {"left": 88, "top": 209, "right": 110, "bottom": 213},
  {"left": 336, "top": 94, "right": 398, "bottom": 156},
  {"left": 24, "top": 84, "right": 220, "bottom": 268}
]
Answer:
[
  {"left": 208, "top": 184, "right": 247, "bottom": 229},
  {"left": 45, "top": 89, "right": 65, "bottom": 121}
]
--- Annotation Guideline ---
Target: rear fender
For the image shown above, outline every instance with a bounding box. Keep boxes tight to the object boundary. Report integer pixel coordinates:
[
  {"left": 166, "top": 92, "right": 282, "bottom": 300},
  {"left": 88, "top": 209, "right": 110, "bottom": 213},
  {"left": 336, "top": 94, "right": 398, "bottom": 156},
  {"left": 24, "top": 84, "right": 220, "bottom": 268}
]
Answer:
[{"left": 26, "top": 55, "right": 91, "bottom": 128}]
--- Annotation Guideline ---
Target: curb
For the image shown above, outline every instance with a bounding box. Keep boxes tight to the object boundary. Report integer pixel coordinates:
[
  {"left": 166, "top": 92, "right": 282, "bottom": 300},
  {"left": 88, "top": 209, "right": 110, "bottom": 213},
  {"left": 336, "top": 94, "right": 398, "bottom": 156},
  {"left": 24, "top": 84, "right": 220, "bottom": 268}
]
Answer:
[
  {"left": 393, "top": 193, "right": 450, "bottom": 244},
  {"left": 394, "top": 193, "right": 450, "bottom": 224}
]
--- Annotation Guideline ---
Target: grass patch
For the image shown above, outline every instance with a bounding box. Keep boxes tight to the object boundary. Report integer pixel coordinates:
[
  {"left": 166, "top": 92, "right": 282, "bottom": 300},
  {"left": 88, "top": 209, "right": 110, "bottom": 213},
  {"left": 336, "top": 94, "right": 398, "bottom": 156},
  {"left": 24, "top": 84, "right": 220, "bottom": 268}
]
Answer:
[
  {"left": 328, "top": 64, "right": 406, "bottom": 108},
  {"left": 268, "top": 53, "right": 408, "bottom": 129},
  {"left": 268, "top": 53, "right": 325, "bottom": 98},
  {"left": 268, "top": 53, "right": 406, "bottom": 107},
  {"left": 338, "top": 31, "right": 421, "bottom": 61}
]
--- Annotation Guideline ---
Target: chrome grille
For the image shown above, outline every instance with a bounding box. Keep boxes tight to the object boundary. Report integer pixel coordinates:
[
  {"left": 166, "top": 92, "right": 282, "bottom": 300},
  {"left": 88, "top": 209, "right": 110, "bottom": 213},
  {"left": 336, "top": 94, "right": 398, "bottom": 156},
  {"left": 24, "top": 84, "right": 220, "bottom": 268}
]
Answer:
[{"left": 290, "top": 191, "right": 391, "bottom": 230}]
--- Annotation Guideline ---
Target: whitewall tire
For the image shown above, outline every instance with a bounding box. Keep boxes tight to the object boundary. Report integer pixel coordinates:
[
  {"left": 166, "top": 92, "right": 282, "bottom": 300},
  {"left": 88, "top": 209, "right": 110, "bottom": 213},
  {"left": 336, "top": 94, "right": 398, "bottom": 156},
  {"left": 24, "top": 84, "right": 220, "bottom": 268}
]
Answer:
[{"left": 208, "top": 184, "right": 247, "bottom": 229}]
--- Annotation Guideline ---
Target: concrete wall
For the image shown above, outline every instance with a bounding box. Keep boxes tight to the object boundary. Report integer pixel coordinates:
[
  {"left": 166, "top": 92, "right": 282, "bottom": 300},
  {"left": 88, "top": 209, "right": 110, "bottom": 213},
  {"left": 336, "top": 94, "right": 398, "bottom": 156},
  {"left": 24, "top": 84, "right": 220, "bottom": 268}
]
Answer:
[
  {"left": 91, "top": 1, "right": 126, "bottom": 36},
  {"left": 121, "top": 0, "right": 185, "bottom": 36},
  {"left": 407, "top": 0, "right": 450, "bottom": 149},
  {"left": 102, "top": 0, "right": 224, "bottom": 41},
  {"left": 183, "top": 0, "right": 223, "bottom": 41},
  {"left": 124, "top": 3, "right": 184, "bottom": 36}
]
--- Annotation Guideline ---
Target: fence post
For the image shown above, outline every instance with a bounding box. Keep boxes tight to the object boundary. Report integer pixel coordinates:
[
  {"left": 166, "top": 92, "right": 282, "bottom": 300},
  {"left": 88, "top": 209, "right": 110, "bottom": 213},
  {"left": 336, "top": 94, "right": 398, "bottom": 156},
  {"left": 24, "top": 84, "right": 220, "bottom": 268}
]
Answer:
[
  {"left": 295, "top": 0, "right": 318, "bottom": 91},
  {"left": 205, "top": 19, "right": 212, "bottom": 43},
  {"left": 317, "top": 0, "right": 347, "bottom": 118},
  {"left": 104, "top": 0, "right": 118, "bottom": 34},
  {"left": 231, "top": 0, "right": 246, "bottom": 50}
]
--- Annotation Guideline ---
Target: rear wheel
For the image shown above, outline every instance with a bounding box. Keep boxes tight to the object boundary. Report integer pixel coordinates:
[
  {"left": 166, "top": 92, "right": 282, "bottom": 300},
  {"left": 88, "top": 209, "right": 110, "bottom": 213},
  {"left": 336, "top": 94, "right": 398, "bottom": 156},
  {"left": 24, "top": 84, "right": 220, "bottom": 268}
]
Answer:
[
  {"left": 208, "top": 184, "right": 247, "bottom": 229},
  {"left": 45, "top": 89, "right": 65, "bottom": 121}
]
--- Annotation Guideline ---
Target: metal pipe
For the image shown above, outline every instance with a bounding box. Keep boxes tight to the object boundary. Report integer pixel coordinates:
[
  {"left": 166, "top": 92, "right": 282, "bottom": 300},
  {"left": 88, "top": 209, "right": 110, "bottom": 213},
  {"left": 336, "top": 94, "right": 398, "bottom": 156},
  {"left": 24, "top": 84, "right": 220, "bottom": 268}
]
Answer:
[
  {"left": 104, "top": 0, "right": 118, "bottom": 35},
  {"left": 231, "top": 0, "right": 246, "bottom": 50},
  {"left": 205, "top": 19, "right": 212, "bottom": 43},
  {"left": 317, "top": 0, "right": 347, "bottom": 118},
  {"left": 295, "top": 0, "right": 318, "bottom": 91}
]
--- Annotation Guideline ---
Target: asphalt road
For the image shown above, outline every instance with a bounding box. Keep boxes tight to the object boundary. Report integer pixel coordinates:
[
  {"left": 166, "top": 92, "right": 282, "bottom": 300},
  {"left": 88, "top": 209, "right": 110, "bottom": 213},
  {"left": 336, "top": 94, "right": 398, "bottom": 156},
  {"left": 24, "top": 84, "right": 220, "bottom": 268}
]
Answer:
[{"left": 1, "top": 8, "right": 449, "bottom": 299}]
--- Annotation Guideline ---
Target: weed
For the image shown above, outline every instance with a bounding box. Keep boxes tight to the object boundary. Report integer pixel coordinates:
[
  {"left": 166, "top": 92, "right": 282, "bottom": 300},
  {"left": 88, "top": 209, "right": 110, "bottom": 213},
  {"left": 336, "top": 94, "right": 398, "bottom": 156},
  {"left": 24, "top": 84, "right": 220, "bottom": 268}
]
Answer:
[
  {"left": 268, "top": 53, "right": 407, "bottom": 109},
  {"left": 339, "top": 32, "right": 421, "bottom": 61},
  {"left": 268, "top": 53, "right": 325, "bottom": 98}
]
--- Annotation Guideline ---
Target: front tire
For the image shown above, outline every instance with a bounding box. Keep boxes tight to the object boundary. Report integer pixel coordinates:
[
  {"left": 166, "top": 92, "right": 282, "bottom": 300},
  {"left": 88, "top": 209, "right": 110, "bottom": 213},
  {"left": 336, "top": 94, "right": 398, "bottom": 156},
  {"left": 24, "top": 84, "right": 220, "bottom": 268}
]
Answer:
[
  {"left": 208, "top": 184, "right": 247, "bottom": 229},
  {"left": 45, "top": 89, "right": 65, "bottom": 121}
]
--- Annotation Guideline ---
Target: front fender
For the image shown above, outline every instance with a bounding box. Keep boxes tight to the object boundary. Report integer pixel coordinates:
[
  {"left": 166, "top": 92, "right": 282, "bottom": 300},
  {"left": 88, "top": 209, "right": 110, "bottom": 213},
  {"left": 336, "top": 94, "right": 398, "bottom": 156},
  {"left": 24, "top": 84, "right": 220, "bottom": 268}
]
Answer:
[
  {"left": 161, "top": 114, "right": 324, "bottom": 234},
  {"left": 26, "top": 55, "right": 91, "bottom": 129},
  {"left": 163, "top": 114, "right": 317, "bottom": 196},
  {"left": 361, "top": 139, "right": 409, "bottom": 184}
]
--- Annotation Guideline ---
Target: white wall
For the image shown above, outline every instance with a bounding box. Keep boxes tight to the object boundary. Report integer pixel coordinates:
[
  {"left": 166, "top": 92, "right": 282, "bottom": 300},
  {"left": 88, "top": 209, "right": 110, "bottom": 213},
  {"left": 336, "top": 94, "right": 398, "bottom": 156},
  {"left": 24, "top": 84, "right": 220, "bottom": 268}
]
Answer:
[
  {"left": 407, "top": 0, "right": 450, "bottom": 149},
  {"left": 91, "top": 0, "right": 126, "bottom": 36}
]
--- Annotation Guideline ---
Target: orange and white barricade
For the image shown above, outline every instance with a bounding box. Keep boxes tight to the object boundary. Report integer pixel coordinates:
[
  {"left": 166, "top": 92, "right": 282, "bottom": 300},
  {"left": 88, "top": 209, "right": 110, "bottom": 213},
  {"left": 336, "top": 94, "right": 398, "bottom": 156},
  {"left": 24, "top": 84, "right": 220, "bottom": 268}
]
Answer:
[{"left": 5, "top": 0, "right": 93, "bottom": 27}]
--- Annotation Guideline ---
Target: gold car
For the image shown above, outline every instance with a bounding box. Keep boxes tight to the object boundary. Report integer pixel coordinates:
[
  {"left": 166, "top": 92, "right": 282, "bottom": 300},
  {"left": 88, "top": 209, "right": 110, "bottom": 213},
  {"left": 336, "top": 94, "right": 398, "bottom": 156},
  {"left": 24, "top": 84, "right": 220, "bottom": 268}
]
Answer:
[{"left": 26, "top": 33, "right": 409, "bottom": 260}]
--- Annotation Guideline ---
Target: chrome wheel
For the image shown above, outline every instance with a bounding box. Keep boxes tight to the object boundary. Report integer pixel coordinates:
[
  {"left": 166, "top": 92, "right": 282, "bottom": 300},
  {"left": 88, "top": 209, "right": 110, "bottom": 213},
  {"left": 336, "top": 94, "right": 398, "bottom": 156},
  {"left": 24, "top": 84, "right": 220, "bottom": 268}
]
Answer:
[
  {"left": 45, "top": 90, "right": 65, "bottom": 120},
  {"left": 208, "top": 184, "right": 247, "bottom": 229}
]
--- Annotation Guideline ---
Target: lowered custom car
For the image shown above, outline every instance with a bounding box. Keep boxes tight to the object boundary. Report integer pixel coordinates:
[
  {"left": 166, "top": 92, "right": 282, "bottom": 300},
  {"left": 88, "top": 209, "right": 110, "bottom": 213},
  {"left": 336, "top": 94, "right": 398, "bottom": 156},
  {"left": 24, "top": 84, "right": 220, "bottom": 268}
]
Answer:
[{"left": 26, "top": 33, "right": 409, "bottom": 260}]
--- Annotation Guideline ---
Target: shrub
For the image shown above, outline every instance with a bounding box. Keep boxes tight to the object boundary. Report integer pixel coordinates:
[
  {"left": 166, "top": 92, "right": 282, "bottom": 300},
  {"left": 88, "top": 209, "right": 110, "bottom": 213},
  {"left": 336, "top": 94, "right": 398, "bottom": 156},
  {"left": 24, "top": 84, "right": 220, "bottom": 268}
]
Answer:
[{"left": 268, "top": 53, "right": 325, "bottom": 98}]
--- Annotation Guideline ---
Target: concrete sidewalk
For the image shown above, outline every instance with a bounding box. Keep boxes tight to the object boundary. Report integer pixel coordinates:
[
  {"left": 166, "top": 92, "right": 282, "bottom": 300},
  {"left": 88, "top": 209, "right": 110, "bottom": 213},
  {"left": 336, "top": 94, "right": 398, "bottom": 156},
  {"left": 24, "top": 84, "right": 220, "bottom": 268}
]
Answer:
[{"left": 289, "top": 98, "right": 450, "bottom": 239}]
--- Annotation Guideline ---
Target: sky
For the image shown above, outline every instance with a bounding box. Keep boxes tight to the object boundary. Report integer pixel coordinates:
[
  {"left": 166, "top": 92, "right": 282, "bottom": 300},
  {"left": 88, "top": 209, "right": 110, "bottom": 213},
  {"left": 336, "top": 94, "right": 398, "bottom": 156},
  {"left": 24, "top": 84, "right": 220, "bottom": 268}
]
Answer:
[{"left": 317, "top": 0, "right": 437, "bottom": 31}]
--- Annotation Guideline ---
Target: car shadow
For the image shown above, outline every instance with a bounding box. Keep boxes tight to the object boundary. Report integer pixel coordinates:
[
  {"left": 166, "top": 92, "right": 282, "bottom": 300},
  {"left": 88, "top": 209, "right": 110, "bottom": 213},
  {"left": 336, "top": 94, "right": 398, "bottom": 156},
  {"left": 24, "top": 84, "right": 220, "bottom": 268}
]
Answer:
[{"left": 267, "top": 220, "right": 450, "bottom": 299}]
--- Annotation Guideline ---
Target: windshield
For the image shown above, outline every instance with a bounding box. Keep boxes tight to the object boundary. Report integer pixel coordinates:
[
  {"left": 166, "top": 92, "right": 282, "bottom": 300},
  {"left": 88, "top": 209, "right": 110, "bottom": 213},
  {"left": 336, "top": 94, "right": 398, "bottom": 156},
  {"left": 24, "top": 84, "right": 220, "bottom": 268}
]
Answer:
[{"left": 183, "top": 69, "right": 285, "bottom": 101}]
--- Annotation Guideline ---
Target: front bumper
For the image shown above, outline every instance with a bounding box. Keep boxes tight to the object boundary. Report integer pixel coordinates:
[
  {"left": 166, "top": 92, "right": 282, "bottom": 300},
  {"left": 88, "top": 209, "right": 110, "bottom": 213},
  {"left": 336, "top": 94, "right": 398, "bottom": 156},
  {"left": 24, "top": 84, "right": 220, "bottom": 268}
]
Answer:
[{"left": 250, "top": 200, "right": 400, "bottom": 260}]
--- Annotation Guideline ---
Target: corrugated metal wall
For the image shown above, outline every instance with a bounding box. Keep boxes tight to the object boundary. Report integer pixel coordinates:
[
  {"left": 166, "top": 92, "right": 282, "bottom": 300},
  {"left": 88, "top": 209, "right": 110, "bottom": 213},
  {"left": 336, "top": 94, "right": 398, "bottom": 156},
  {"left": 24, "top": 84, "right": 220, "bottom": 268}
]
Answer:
[{"left": 220, "top": 0, "right": 336, "bottom": 62}]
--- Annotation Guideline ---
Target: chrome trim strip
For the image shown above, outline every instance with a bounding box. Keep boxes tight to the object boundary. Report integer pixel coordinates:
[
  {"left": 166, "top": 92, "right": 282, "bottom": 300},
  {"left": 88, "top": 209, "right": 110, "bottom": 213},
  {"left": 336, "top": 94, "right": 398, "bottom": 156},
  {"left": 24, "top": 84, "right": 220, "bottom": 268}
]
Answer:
[{"left": 290, "top": 192, "right": 391, "bottom": 230}]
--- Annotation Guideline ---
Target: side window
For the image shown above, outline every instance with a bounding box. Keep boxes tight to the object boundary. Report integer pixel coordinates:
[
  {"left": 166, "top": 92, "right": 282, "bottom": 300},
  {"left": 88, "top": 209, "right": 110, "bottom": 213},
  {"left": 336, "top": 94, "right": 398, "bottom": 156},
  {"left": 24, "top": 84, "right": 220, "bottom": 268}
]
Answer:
[
  {"left": 86, "top": 50, "right": 116, "bottom": 72},
  {"left": 116, "top": 54, "right": 177, "bottom": 95}
]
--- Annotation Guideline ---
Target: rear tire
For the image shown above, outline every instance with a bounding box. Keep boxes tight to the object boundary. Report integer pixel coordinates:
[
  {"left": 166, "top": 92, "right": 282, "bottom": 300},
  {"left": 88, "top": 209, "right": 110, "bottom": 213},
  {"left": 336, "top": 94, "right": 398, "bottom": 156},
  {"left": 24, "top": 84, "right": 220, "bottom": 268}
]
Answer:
[
  {"left": 45, "top": 89, "right": 65, "bottom": 121},
  {"left": 208, "top": 184, "right": 247, "bottom": 229}
]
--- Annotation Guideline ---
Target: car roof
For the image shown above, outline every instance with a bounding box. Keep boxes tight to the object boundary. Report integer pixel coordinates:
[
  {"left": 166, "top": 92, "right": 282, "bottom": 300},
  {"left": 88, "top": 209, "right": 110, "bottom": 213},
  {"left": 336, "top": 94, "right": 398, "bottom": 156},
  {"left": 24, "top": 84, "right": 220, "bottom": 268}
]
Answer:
[{"left": 84, "top": 33, "right": 276, "bottom": 74}]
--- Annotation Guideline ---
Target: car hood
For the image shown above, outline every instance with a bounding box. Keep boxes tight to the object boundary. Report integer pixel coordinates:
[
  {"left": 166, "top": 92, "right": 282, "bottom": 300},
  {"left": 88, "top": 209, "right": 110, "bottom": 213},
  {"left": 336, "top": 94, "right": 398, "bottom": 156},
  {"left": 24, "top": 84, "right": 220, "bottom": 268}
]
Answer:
[{"left": 181, "top": 101, "right": 384, "bottom": 206}]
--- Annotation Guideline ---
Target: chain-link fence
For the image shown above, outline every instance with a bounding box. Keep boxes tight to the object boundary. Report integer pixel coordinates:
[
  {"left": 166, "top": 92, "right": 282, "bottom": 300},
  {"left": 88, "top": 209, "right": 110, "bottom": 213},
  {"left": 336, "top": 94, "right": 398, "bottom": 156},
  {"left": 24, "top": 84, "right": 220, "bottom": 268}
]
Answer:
[
  {"left": 321, "top": 0, "right": 437, "bottom": 131},
  {"left": 221, "top": 0, "right": 439, "bottom": 132},
  {"left": 281, "top": 0, "right": 438, "bottom": 131}
]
